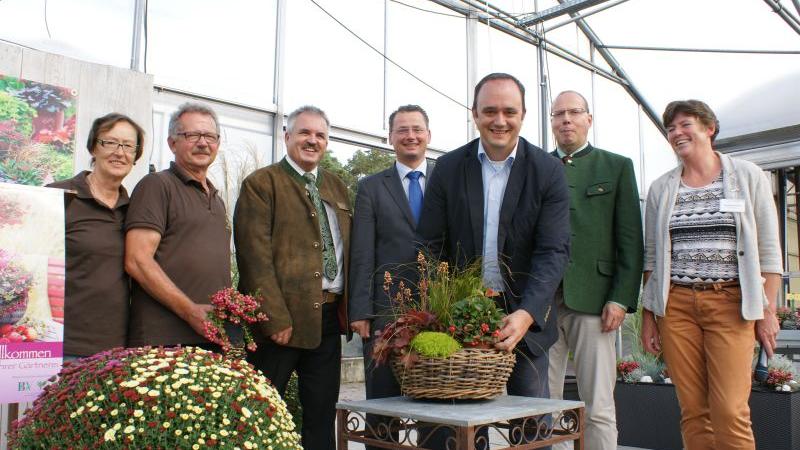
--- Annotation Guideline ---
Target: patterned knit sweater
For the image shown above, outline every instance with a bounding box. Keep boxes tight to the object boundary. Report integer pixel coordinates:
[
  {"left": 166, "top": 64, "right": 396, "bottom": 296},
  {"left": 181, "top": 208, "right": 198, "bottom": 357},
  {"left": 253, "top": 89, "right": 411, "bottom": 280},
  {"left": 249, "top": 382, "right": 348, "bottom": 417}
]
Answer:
[{"left": 669, "top": 174, "right": 738, "bottom": 283}]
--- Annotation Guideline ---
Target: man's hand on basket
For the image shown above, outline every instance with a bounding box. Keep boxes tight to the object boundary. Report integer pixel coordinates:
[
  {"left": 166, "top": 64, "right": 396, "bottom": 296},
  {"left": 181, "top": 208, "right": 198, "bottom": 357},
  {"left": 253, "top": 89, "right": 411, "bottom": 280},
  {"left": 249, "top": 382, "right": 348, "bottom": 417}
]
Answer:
[{"left": 495, "top": 310, "right": 534, "bottom": 352}]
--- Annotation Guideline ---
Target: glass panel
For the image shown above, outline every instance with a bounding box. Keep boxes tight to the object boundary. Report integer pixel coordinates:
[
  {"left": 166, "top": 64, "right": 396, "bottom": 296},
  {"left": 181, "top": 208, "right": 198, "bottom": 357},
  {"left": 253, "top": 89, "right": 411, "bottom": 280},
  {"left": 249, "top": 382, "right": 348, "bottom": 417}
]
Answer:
[
  {"left": 284, "top": 0, "right": 384, "bottom": 133},
  {"left": 584, "top": 0, "right": 800, "bottom": 120},
  {"left": 385, "top": 0, "right": 469, "bottom": 151},
  {"left": 146, "top": 0, "right": 277, "bottom": 108},
  {"left": 0, "top": 0, "right": 134, "bottom": 68}
]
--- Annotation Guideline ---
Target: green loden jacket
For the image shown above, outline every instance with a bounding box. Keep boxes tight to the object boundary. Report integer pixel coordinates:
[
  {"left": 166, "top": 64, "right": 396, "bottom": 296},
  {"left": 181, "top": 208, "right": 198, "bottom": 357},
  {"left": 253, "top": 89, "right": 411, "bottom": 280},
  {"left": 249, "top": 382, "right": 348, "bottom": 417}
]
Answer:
[
  {"left": 556, "top": 145, "right": 644, "bottom": 314},
  {"left": 233, "top": 159, "right": 352, "bottom": 349}
]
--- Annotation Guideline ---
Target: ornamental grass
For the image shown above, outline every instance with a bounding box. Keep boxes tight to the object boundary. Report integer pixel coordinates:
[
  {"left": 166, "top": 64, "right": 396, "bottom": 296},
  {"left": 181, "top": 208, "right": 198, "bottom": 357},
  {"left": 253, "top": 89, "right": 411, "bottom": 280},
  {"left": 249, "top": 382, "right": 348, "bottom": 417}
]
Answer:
[{"left": 8, "top": 346, "right": 301, "bottom": 450}]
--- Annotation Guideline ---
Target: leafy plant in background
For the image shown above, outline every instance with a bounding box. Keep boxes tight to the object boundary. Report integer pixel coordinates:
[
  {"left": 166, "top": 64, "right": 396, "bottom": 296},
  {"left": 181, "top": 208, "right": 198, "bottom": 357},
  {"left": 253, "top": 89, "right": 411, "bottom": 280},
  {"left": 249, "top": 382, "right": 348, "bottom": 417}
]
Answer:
[
  {"left": 0, "top": 119, "right": 26, "bottom": 150},
  {"left": 0, "top": 76, "right": 25, "bottom": 93},
  {"left": 35, "top": 115, "right": 76, "bottom": 151},
  {"left": 0, "top": 91, "right": 36, "bottom": 139},
  {"left": 776, "top": 306, "right": 800, "bottom": 330},
  {"left": 11, "top": 84, "right": 71, "bottom": 113}
]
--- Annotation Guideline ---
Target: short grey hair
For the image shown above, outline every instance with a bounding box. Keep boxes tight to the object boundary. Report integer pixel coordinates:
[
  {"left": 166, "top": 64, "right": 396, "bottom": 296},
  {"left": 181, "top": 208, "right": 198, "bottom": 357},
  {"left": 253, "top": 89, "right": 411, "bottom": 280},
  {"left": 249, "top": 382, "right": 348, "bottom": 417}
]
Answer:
[
  {"left": 286, "top": 105, "right": 330, "bottom": 134},
  {"left": 552, "top": 90, "right": 590, "bottom": 113},
  {"left": 168, "top": 102, "right": 220, "bottom": 137}
]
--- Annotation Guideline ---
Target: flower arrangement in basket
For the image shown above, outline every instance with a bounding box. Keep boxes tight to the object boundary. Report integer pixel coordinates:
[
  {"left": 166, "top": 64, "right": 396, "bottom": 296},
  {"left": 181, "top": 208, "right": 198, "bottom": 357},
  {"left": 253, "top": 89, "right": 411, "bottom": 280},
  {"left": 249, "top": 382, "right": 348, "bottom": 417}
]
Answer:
[
  {"left": 0, "top": 249, "right": 33, "bottom": 323},
  {"left": 372, "top": 253, "right": 516, "bottom": 400},
  {"left": 8, "top": 346, "right": 301, "bottom": 449},
  {"left": 203, "top": 288, "right": 268, "bottom": 357}
]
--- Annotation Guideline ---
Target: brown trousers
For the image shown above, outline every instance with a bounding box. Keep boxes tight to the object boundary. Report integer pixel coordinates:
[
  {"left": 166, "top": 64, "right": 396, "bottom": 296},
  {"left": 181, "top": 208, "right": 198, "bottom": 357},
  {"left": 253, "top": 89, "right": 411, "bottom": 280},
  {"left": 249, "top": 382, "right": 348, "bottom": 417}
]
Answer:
[{"left": 658, "top": 283, "right": 756, "bottom": 450}]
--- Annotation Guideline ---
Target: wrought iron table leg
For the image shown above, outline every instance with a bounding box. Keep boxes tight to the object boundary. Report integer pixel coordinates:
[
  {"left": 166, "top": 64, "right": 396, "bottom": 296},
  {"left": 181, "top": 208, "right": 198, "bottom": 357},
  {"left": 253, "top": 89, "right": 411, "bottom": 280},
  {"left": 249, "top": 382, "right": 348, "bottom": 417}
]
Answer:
[{"left": 337, "top": 408, "right": 348, "bottom": 449}]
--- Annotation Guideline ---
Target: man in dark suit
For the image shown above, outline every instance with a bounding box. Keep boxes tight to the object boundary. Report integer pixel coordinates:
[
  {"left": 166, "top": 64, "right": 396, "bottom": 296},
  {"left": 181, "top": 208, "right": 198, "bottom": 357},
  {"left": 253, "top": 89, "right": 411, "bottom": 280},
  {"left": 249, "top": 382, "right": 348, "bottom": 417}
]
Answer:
[
  {"left": 547, "top": 91, "right": 643, "bottom": 450},
  {"left": 417, "top": 73, "right": 571, "bottom": 405},
  {"left": 234, "top": 105, "right": 351, "bottom": 450},
  {"left": 349, "top": 105, "right": 432, "bottom": 448}
]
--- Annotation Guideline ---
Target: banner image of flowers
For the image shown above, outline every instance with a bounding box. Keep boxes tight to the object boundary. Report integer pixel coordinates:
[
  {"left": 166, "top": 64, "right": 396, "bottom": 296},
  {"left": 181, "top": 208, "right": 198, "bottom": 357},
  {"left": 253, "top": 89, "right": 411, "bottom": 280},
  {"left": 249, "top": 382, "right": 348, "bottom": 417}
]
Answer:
[
  {"left": 0, "top": 74, "right": 77, "bottom": 186},
  {"left": 0, "top": 182, "right": 65, "bottom": 403}
]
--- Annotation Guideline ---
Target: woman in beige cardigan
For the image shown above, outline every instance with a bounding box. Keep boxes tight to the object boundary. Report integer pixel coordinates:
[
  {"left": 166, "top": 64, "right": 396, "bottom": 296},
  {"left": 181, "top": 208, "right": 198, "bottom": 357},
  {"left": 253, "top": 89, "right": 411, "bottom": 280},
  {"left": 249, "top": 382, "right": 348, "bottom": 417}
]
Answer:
[{"left": 640, "top": 100, "right": 782, "bottom": 450}]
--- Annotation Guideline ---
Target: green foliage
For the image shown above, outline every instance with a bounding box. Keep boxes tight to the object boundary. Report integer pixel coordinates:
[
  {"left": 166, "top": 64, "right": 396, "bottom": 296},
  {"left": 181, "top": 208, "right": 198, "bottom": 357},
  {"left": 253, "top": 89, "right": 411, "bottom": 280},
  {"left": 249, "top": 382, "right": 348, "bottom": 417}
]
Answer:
[
  {"left": 284, "top": 372, "right": 302, "bottom": 430},
  {"left": 449, "top": 295, "right": 505, "bottom": 347},
  {"left": 0, "top": 76, "right": 25, "bottom": 92},
  {"left": 409, "top": 331, "right": 462, "bottom": 358},
  {"left": 347, "top": 149, "right": 395, "bottom": 180},
  {"left": 618, "top": 352, "right": 666, "bottom": 382},
  {"left": 38, "top": 146, "right": 73, "bottom": 182},
  {"left": 319, "top": 148, "right": 395, "bottom": 204},
  {"left": 422, "top": 259, "right": 484, "bottom": 326},
  {"left": 0, "top": 91, "right": 36, "bottom": 138},
  {"left": 0, "top": 159, "right": 42, "bottom": 185},
  {"left": 12, "top": 84, "right": 71, "bottom": 112}
]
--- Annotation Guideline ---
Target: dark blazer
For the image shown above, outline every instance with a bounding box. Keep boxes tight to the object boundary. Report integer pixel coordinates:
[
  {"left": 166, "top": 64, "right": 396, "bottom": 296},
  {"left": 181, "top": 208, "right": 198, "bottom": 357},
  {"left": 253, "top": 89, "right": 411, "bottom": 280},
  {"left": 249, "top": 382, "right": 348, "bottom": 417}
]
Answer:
[
  {"left": 417, "top": 137, "right": 571, "bottom": 356},
  {"left": 233, "top": 160, "right": 352, "bottom": 349},
  {"left": 552, "top": 145, "right": 643, "bottom": 315},
  {"left": 348, "top": 163, "right": 432, "bottom": 331}
]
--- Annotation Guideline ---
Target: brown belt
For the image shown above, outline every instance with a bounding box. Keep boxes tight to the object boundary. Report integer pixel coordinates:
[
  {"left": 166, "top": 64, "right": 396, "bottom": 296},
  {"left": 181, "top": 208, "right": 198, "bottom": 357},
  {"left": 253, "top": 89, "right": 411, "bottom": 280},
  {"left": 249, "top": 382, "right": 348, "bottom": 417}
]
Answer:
[
  {"left": 671, "top": 280, "right": 739, "bottom": 291},
  {"left": 321, "top": 290, "right": 340, "bottom": 304},
  {"left": 312, "top": 290, "right": 341, "bottom": 310}
]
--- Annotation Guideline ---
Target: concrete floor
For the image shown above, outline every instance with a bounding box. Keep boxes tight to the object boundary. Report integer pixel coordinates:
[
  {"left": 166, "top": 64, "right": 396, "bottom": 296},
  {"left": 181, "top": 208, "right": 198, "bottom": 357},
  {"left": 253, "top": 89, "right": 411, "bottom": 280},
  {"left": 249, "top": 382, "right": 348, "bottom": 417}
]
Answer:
[{"left": 336, "top": 382, "right": 651, "bottom": 450}]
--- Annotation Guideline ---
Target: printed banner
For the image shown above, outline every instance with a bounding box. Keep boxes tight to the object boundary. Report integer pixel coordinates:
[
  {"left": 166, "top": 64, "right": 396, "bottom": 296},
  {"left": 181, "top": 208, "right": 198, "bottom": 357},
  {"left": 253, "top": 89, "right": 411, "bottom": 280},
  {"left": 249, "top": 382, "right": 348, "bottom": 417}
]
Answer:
[
  {"left": 0, "top": 182, "right": 65, "bottom": 403},
  {"left": 0, "top": 74, "right": 77, "bottom": 186}
]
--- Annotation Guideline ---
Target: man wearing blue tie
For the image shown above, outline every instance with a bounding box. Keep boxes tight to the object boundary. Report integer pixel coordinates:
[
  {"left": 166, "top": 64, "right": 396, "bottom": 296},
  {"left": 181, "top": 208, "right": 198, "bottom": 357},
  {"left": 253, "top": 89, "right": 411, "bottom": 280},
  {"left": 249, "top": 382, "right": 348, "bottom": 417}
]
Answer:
[{"left": 348, "top": 105, "right": 432, "bottom": 448}]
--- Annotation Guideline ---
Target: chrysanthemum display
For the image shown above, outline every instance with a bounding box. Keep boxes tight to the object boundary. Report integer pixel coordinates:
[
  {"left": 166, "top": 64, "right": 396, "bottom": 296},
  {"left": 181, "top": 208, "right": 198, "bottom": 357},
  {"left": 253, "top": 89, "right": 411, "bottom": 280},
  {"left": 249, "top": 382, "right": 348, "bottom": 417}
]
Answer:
[{"left": 8, "top": 346, "right": 301, "bottom": 449}]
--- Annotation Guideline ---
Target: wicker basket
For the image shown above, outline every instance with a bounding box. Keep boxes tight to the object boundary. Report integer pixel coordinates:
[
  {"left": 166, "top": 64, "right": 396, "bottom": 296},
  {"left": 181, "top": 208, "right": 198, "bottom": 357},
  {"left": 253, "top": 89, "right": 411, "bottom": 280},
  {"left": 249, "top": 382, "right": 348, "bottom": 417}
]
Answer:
[{"left": 391, "top": 348, "right": 516, "bottom": 400}]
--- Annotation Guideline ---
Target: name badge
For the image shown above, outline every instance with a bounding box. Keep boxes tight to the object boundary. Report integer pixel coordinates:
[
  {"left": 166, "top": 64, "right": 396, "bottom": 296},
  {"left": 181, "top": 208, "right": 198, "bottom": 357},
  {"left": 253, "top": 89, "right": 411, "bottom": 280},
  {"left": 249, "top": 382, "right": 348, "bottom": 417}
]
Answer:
[{"left": 720, "top": 198, "right": 745, "bottom": 213}]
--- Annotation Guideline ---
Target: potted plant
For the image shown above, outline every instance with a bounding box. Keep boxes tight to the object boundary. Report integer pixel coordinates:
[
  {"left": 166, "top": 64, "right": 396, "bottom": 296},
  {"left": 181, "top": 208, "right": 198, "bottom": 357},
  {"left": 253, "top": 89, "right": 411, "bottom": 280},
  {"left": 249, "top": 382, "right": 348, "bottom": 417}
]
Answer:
[
  {"left": 8, "top": 346, "right": 302, "bottom": 449},
  {"left": 372, "top": 254, "right": 515, "bottom": 400},
  {"left": 202, "top": 287, "right": 268, "bottom": 358}
]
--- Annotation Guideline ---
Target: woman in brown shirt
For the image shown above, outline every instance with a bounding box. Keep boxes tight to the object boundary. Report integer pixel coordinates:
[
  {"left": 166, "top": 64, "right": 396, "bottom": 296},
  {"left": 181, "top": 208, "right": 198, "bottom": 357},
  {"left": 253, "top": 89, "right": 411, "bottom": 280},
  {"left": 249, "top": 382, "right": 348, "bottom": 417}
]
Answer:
[{"left": 48, "top": 113, "right": 145, "bottom": 357}]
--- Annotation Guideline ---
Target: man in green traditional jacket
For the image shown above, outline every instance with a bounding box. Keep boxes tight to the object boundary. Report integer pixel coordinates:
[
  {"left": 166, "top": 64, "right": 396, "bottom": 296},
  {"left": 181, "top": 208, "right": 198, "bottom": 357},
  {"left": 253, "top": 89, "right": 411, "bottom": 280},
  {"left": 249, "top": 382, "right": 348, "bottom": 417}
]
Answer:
[{"left": 547, "top": 91, "right": 643, "bottom": 450}]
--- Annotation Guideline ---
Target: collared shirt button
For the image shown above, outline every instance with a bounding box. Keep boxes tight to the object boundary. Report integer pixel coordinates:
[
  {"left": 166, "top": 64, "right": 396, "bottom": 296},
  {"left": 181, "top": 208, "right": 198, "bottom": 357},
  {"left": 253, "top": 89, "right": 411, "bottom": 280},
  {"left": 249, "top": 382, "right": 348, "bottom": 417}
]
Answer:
[
  {"left": 313, "top": 242, "right": 320, "bottom": 248},
  {"left": 738, "top": 251, "right": 744, "bottom": 256},
  {"left": 314, "top": 271, "right": 321, "bottom": 278},
  {"left": 311, "top": 211, "right": 316, "bottom": 217},
  {"left": 313, "top": 302, "right": 321, "bottom": 309}
]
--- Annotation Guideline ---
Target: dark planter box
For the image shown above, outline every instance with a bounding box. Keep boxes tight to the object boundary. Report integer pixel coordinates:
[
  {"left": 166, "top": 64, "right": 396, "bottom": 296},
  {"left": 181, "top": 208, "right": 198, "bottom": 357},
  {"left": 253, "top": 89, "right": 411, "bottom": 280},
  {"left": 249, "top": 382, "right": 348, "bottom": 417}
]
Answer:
[{"left": 614, "top": 381, "right": 800, "bottom": 450}]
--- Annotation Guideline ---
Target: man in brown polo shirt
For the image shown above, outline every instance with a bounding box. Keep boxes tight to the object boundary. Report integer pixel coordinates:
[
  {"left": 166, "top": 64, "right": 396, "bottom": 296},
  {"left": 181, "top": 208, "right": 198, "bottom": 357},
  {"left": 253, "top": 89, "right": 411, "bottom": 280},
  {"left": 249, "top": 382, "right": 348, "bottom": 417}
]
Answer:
[
  {"left": 234, "top": 105, "right": 351, "bottom": 450},
  {"left": 124, "top": 102, "right": 230, "bottom": 347}
]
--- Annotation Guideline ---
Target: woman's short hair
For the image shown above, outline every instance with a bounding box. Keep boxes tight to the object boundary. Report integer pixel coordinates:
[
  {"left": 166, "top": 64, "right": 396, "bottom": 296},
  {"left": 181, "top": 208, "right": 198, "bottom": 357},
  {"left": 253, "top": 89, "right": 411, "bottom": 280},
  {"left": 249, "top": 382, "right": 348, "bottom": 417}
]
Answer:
[
  {"left": 87, "top": 113, "right": 146, "bottom": 162},
  {"left": 662, "top": 100, "right": 720, "bottom": 143}
]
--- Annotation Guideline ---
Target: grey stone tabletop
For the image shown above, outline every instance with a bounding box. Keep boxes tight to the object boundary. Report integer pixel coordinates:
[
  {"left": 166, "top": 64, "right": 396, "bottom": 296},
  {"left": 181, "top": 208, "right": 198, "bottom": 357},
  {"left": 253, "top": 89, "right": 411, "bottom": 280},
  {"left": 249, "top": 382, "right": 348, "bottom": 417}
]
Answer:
[{"left": 336, "top": 395, "right": 585, "bottom": 427}]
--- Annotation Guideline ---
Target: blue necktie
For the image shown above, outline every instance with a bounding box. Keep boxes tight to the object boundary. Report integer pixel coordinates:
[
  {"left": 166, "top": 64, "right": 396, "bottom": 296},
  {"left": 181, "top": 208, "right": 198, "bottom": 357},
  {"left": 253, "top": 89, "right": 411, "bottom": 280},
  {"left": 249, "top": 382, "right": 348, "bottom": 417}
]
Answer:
[{"left": 407, "top": 171, "right": 423, "bottom": 226}]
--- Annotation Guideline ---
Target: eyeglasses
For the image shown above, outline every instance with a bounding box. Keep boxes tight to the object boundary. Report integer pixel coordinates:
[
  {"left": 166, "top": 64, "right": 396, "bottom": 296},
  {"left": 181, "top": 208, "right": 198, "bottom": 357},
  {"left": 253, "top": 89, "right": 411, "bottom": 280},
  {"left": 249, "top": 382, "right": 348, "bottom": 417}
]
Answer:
[
  {"left": 176, "top": 132, "right": 221, "bottom": 144},
  {"left": 96, "top": 139, "right": 138, "bottom": 155},
  {"left": 550, "top": 108, "right": 588, "bottom": 119},
  {"left": 392, "top": 127, "right": 428, "bottom": 136}
]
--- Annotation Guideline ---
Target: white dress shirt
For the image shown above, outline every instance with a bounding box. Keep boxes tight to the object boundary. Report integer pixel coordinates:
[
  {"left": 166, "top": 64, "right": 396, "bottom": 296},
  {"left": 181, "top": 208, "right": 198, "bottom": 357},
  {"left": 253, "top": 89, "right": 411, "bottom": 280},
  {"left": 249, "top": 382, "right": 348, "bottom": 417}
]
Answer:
[{"left": 477, "top": 140, "right": 517, "bottom": 292}]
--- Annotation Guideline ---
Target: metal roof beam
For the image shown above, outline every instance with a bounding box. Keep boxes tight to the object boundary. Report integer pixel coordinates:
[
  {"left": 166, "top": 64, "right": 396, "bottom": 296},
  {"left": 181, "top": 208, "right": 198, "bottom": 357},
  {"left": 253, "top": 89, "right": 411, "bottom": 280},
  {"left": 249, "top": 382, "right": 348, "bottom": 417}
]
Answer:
[
  {"left": 763, "top": 0, "right": 800, "bottom": 36},
  {"left": 519, "top": 0, "right": 614, "bottom": 27},
  {"left": 556, "top": 0, "right": 666, "bottom": 137},
  {"left": 427, "top": 0, "right": 627, "bottom": 85}
]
